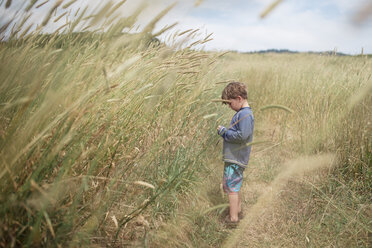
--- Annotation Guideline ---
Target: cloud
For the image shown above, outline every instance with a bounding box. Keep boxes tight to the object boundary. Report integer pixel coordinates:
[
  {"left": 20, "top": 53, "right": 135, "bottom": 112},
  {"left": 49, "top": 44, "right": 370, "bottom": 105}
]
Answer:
[{"left": 155, "top": 0, "right": 372, "bottom": 54}]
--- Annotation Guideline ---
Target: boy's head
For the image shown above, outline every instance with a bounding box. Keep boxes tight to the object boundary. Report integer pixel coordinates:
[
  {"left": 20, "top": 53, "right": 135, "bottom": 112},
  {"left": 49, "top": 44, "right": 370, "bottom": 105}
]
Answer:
[
  {"left": 221, "top": 82, "right": 249, "bottom": 111},
  {"left": 221, "top": 82, "right": 247, "bottom": 103}
]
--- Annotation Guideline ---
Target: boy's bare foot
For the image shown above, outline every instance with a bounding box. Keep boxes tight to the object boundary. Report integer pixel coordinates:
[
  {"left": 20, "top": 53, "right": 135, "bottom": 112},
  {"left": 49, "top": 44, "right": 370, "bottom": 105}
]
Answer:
[
  {"left": 225, "top": 208, "right": 244, "bottom": 220},
  {"left": 224, "top": 215, "right": 239, "bottom": 228}
]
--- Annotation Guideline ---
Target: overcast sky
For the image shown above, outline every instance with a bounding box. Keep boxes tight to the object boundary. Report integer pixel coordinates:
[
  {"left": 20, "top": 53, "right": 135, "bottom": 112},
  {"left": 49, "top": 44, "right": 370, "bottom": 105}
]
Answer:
[{"left": 1, "top": 0, "right": 371, "bottom": 54}]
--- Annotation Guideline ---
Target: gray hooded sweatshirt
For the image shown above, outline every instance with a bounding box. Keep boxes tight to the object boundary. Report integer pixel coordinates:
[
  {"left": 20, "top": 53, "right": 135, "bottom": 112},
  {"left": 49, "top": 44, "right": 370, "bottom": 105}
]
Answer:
[{"left": 218, "top": 107, "right": 254, "bottom": 168}]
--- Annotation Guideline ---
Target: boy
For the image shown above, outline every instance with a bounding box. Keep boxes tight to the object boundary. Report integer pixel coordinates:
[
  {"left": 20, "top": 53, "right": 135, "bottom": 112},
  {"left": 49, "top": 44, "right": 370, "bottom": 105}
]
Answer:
[{"left": 217, "top": 82, "right": 254, "bottom": 226}]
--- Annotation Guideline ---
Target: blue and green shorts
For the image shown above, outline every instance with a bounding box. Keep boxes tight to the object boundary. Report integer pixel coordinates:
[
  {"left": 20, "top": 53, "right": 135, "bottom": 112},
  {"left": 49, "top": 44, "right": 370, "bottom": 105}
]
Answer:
[{"left": 223, "top": 163, "right": 244, "bottom": 194}]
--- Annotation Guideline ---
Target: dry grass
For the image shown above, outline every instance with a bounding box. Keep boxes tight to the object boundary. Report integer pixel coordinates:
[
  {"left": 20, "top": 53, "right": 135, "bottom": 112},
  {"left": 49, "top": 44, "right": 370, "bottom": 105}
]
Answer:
[
  {"left": 0, "top": 2, "right": 225, "bottom": 247},
  {"left": 148, "top": 53, "right": 371, "bottom": 247},
  {"left": 225, "top": 154, "right": 336, "bottom": 248},
  {"left": 0, "top": 1, "right": 371, "bottom": 247}
]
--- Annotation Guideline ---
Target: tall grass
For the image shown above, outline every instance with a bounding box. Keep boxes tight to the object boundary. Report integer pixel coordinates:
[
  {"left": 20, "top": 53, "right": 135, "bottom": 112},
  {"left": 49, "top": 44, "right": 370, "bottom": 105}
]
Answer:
[
  {"left": 149, "top": 52, "right": 371, "bottom": 247},
  {"left": 0, "top": 2, "right": 224, "bottom": 246},
  {"left": 0, "top": 1, "right": 371, "bottom": 247},
  {"left": 213, "top": 53, "right": 371, "bottom": 247}
]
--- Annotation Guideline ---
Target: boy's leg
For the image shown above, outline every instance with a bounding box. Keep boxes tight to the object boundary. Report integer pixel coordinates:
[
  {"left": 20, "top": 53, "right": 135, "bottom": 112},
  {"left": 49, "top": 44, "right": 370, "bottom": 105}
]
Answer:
[
  {"left": 223, "top": 163, "right": 244, "bottom": 222},
  {"left": 228, "top": 193, "right": 239, "bottom": 222},
  {"left": 238, "top": 192, "right": 241, "bottom": 213}
]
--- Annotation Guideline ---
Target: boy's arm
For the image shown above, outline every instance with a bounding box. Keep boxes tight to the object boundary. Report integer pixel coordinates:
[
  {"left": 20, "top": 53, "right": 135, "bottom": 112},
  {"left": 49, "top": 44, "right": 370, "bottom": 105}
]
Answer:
[{"left": 218, "top": 114, "right": 253, "bottom": 143}]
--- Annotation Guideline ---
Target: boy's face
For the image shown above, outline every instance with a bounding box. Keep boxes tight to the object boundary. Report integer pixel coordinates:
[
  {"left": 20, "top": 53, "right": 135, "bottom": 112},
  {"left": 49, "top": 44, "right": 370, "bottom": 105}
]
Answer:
[{"left": 228, "top": 97, "right": 243, "bottom": 111}]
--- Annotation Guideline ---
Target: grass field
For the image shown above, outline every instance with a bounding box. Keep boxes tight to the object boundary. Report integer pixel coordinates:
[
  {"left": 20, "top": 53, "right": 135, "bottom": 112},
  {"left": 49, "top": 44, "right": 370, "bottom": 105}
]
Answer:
[
  {"left": 148, "top": 53, "right": 371, "bottom": 248},
  {"left": 0, "top": 2, "right": 371, "bottom": 247}
]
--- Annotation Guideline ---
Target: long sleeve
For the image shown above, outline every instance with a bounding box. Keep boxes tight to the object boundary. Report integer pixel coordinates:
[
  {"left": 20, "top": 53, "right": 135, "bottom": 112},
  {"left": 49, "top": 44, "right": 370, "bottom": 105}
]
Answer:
[
  {"left": 220, "top": 107, "right": 254, "bottom": 167},
  {"left": 221, "top": 113, "right": 253, "bottom": 144}
]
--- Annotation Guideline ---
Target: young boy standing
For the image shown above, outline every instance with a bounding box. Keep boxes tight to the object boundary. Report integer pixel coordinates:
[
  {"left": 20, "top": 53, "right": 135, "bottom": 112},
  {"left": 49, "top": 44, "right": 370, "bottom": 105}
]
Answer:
[{"left": 217, "top": 82, "right": 254, "bottom": 225}]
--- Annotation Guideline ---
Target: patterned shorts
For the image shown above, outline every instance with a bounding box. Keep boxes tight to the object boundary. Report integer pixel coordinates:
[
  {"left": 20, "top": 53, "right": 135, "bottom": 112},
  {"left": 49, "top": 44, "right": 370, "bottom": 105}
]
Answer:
[{"left": 223, "top": 163, "right": 244, "bottom": 193}]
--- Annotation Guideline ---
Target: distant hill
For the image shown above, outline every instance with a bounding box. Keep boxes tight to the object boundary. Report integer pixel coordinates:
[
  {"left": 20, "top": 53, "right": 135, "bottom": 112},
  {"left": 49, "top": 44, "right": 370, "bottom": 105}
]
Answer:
[{"left": 243, "top": 49, "right": 349, "bottom": 56}]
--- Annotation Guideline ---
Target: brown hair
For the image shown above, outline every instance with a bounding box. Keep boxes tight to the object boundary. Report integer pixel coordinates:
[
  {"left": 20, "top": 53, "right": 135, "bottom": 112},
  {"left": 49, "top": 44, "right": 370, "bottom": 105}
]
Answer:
[{"left": 221, "top": 82, "right": 247, "bottom": 104}]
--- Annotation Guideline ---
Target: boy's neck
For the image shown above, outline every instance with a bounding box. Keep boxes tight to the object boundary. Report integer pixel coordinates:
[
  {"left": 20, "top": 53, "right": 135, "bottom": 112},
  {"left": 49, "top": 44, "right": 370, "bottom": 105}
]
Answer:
[{"left": 241, "top": 100, "right": 249, "bottom": 109}]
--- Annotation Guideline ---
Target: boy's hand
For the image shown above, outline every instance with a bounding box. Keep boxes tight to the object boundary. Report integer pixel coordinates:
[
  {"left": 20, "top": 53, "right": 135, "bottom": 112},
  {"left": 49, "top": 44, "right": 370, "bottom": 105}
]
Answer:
[{"left": 217, "top": 125, "right": 226, "bottom": 135}]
